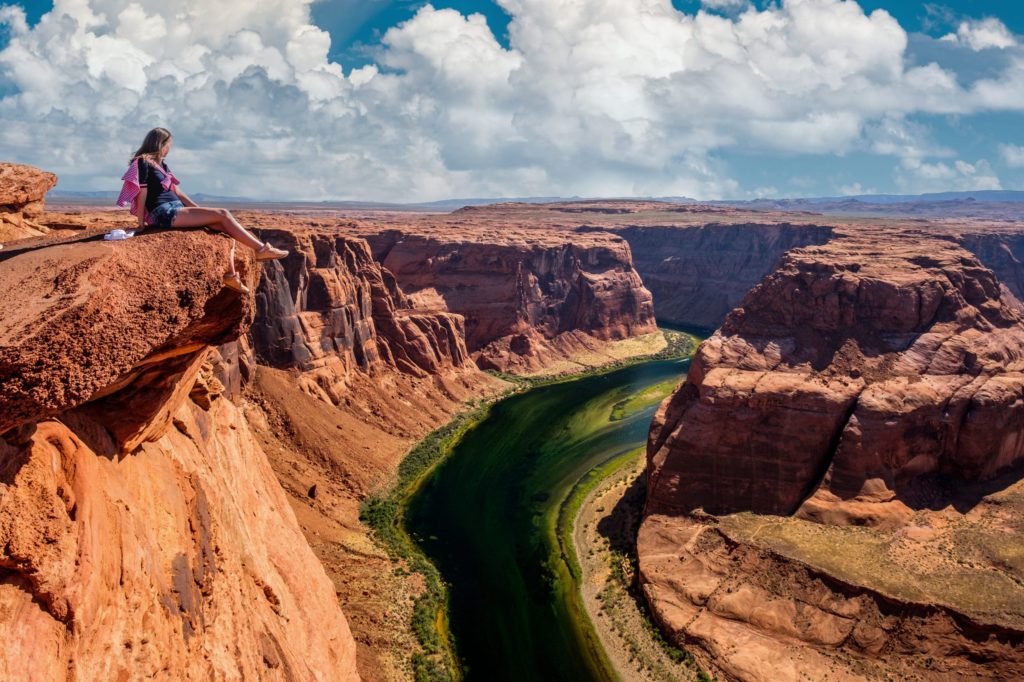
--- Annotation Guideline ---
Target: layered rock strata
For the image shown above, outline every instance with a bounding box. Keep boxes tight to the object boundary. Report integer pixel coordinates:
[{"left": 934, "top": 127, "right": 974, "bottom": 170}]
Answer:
[
  {"left": 359, "top": 227, "right": 657, "bottom": 372},
  {"left": 639, "top": 515, "right": 1024, "bottom": 681},
  {"left": 0, "top": 162, "right": 57, "bottom": 242},
  {"left": 646, "top": 232, "right": 1024, "bottom": 522},
  {"left": 253, "top": 228, "right": 476, "bottom": 401},
  {"left": 607, "top": 222, "right": 834, "bottom": 329},
  {"left": 640, "top": 230, "right": 1024, "bottom": 679},
  {"left": 247, "top": 227, "right": 505, "bottom": 679},
  {"left": 0, "top": 232, "right": 359, "bottom": 680}
]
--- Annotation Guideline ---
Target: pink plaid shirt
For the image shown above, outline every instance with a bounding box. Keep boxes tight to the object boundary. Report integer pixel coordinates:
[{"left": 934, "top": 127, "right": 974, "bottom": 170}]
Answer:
[{"left": 116, "top": 159, "right": 179, "bottom": 224}]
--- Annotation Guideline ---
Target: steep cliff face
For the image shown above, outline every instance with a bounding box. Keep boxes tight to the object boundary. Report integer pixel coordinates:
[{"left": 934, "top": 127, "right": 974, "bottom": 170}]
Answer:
[
  {"left": 360, "top": 228, "right": 657, "bottom": 372},
  {"left": 252, "top": 228, "right": 475, "bottom": 401},
  {"left": 639, "top": 229, "right": 1024, "bottom": 680},
  {"left": 646, "top": 231, "right": 1024, "bottom": 521},
  {"left": 0, "top": 162, "right": 57, "bottom": 242},
  {"left": 608, "top": 222, "right": 834, "bottom": 329},
  {"left": 0, "top": 232, "right": 359, "bottom": 680},
  {"left": 958, "top": 231, "right": 1024, "bottom": 308}
]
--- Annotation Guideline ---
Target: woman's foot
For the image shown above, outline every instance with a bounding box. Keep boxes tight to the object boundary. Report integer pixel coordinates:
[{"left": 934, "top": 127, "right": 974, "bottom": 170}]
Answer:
[
  {"left": 223, "top": 272, "right": 250, "bottom": 295},
  {"left": 255, "top": 242, "right": 288, "bottom": 261}
]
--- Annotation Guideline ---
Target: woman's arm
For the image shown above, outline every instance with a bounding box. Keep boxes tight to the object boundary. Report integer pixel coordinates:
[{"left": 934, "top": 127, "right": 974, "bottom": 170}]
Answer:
[
  {"left": 135, "top": 187, "right": 147, "bottom": 229},
  {"left": 174, "top": 186, "right": 198, "bottom": 208}
]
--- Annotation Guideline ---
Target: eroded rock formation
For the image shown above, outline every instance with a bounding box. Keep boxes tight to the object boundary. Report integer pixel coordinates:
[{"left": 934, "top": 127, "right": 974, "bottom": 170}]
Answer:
[
  {"left": 0, "top": 232, "right": 359, "bottom": 680},
  {"left": 253, "top": 228, "right": 476, "bottom": 400},
  {"left": 359, "top": 227, "right": 657, "bottom": 372},
  {"left": 640, "top": 229, "right": 1024, "bottom": 680},
  {"left": 645, "top": 231, "right": 1024, "bottom": 524},
  {"left": 245, "top": 226, "right": 506, "bottom": 679},
  {"left": 0, "top": 162, "right": 57, "bottom": 242}
]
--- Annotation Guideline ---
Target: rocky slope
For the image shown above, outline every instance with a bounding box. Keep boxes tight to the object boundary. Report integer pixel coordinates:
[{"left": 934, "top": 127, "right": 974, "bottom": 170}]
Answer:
[
  {"left": 0, "top": 231, "right": 359, "bottom": 680},
  {"left": 640, "top": 229, "right": 1024, "bottom": 680},
  {"left": 355, "top": 225, "right": 657, "bottom": 373},
  {"left": 0, "top": 162, "right": 57, "bottom": 242}
]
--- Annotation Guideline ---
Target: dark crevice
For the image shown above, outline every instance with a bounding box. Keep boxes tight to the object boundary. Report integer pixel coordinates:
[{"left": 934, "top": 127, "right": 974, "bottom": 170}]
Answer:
[{"left": 792, "top": 392, "right": 863, "bottom": 514}]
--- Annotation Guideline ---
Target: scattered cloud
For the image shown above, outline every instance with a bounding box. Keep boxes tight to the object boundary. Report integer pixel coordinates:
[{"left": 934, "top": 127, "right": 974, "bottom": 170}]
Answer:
[
  {"left": 897, "top": 157, "right": 1001, "bottom": 193},
  {"left": 1001, "top": 144, "right": 1024, "bottom": 168},
  {"left": 941, "top": 18, "right": 1017, "bottom": 51},
  {"left": 839, "top": 182, "right": 875, "bottom": 196},
  {"left": 0, "top": 0, "right": 1021, "bottom": 201},
  {"left": 700, "top": 0, "right": 749, "bottom": 11}
]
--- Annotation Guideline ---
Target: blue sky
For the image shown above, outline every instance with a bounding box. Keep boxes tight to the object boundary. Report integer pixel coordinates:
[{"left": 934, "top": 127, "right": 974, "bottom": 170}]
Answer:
[{"left": 1, "top": 0, "right": 1023, "bottom": 200}]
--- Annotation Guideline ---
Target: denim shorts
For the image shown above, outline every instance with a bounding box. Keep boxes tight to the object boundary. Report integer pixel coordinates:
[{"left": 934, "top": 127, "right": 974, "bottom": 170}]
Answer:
[{"left": 149, "top": 200, "right": 184, "bottom": 229}]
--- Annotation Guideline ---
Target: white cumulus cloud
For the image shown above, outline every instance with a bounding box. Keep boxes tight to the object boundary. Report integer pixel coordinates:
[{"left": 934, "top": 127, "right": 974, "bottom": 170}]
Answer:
[
  {"left": 897, "top": 157, "right": 1001, "bottom": 193},
  {"left": 941, "top": 17, "right": 1017, "bottom": 51},
  {"left": 0, "top": 0, "right": 1020, "bottom": 201}
]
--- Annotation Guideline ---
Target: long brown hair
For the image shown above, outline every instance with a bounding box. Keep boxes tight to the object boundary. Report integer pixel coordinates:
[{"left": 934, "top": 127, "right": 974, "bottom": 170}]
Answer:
[{"left": 131, "top": 127, "right": 172, "bottom": 166}]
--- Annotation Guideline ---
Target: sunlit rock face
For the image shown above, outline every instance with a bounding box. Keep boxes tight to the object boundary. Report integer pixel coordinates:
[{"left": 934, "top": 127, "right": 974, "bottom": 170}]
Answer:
[
  {"left": 639, "top": 227, "right": 1024, "bottom": 681},
  {"left": 360, "top": 226, "right": 656, "bottom": 373},
  {"left": 0, "top": 230, "right": 360, "bottom": 681},
  {"left": 0, "top": 162, "right": 57, "bottom": 242}
]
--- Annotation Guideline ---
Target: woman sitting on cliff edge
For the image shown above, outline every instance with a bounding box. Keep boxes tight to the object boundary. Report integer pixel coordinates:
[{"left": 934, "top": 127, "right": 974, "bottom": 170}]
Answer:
[{"left": 117, "top": 127, "right": 287, "bottom": 294}]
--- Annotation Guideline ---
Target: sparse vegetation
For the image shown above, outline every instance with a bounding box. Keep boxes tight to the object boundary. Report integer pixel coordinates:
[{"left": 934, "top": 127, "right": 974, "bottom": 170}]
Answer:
[
  {"left": 487, "top": 328, "right": 700, "bottom": 391},
  {"left": 360, "top": 404, "right": 492, "bottom": 680},
  {"left": 575, "top": 449, "right": 719, "bottom": 682}
]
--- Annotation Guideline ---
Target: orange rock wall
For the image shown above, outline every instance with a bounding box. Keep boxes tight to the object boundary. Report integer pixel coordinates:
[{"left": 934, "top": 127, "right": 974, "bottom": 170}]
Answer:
[
  {"left": 253, "top": 229, "right": 475, "bottom": 401},
  {"left": 362, "top": 229, "right": 657, "bottom": 371},
  {"left": 0, "top": 231, "right": 360, "bottom": 681},
  {"left": 645, "top": 231, "right": 1024, "bottom": 522}
]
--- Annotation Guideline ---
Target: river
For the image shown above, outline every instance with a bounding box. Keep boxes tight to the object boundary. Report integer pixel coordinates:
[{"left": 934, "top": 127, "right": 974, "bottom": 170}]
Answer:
[{"left": 406, "top": 353, "right": 692, "bottom": 681}]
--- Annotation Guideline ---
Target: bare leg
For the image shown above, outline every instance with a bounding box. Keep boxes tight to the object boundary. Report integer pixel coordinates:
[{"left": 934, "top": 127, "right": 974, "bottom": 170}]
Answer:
[{"left": 171, "top": 207, "right": 263, "bottom": 251}]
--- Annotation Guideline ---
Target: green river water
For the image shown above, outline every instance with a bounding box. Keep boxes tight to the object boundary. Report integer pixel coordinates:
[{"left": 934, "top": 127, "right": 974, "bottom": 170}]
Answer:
[{"left": 406, "top": 353, "right": 692, "bottom": 681}]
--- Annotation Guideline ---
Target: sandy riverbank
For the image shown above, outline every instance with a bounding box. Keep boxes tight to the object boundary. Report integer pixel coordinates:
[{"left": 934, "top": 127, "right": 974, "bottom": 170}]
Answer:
[{"left": 573, "top": 453, "right": 706, "bottom": 682}]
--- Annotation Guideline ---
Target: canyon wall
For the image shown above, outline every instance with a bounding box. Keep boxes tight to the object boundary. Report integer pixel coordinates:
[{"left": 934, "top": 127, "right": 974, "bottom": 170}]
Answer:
[
  {"left": 0, "top": 232, "right": 359, "bottom": 680},
  {"left": 639, "top": 228, "right": 1024, "bottom": 680},
  {"left": 245, "top": 226, "right": 507, "bottom": 679},
  {"left": 607, "top": 222, "right": 834, "bottom": 329},
  {"left": 358, "top": 227, "right": 657, "bottom": 372},
  {"left": 252, "top": 228, "right": 478, "bottom": 401},
  {"left": 957, "top": 231, "right": 1024, "bottom": 307}
]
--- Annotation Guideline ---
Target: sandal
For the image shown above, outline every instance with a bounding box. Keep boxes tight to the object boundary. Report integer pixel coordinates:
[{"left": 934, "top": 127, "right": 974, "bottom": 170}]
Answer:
[
  {"left": 255, "top": 242, "right": 289, "bottom": 261},
  {"left": 223, "top": 272, "right": 250, "bottom": 295}
]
